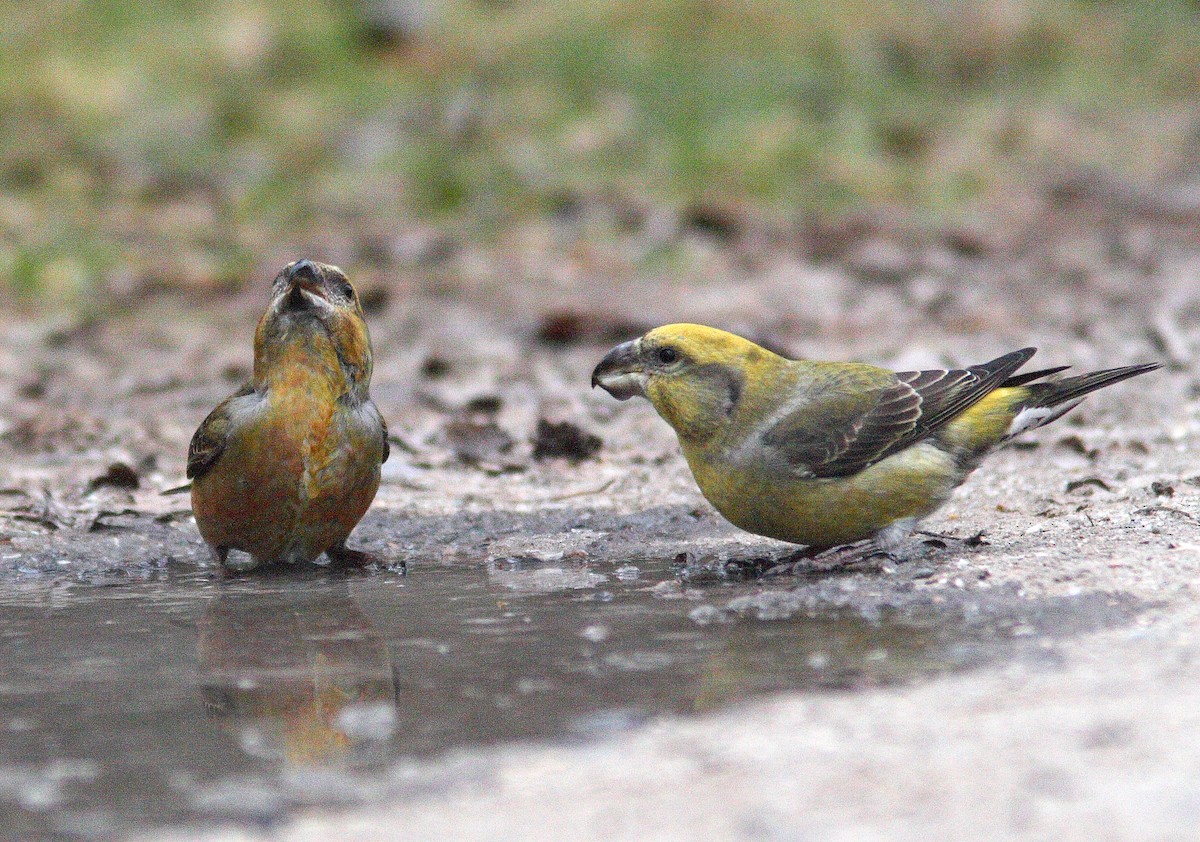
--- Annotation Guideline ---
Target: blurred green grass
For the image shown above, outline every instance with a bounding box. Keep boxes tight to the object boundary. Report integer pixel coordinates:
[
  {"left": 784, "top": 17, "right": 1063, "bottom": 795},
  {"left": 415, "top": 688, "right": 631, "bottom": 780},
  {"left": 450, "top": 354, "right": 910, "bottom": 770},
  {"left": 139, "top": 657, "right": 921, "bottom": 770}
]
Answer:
[{"left": 4, "top": 0, "right": 1200, "bottom": 302}]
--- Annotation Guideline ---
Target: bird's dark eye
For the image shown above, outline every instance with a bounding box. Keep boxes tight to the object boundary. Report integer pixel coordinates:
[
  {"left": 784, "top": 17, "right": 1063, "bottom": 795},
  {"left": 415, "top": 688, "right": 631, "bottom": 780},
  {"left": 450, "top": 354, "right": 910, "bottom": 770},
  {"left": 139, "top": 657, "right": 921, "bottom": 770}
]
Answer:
[
  {"left": 656, "top": 347, "right": 679, "bottom": 365},
  {"left": 329, "top": 277, "right": 354, "bottom": 300}
]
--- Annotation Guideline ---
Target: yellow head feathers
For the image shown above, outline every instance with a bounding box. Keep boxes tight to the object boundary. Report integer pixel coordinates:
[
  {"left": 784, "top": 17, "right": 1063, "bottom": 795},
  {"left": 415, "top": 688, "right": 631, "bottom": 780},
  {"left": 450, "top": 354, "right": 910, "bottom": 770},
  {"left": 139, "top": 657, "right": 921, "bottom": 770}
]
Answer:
[{"left": 639, "top": 324, "right": 782, "bottom": 369}]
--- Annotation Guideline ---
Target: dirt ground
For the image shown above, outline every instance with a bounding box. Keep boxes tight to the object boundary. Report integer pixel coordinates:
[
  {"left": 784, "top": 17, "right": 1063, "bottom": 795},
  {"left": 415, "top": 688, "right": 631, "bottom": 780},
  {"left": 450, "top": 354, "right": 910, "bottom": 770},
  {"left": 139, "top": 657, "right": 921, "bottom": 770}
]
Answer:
[{"left": 5, "top": 192, "right": 1200, "bottom": 840}]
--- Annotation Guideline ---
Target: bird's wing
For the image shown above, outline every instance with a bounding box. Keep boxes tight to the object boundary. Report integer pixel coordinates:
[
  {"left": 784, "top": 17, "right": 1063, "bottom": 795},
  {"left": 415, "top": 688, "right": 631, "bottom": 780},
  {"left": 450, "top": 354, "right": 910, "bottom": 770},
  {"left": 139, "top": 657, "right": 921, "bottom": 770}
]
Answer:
[
  {"left": 380, "top": 414, "right": 390, "bottom": 464},
  {"left": 368, "top": 400, "right": 389, "bottom": 464},
  {"left": 762, "top": 349, "right": 1035, "bottom": 478},
  {"left": 185, "top": 383, "right": 255, "bottom": 481},
  {"left": 347, "top": 398, "right": 390, "bottom": 464}
]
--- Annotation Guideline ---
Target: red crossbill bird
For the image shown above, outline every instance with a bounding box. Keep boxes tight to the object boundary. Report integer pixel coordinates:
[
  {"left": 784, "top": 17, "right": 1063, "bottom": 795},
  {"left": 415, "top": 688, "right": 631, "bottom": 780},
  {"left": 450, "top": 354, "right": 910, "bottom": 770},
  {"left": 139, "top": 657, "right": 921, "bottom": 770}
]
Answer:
[
  {"left": 181, "top": 260, "right": 389, "bottom": 571},
  {"left": 592, "top": 324, "right": 1159, "bottom": 554}
]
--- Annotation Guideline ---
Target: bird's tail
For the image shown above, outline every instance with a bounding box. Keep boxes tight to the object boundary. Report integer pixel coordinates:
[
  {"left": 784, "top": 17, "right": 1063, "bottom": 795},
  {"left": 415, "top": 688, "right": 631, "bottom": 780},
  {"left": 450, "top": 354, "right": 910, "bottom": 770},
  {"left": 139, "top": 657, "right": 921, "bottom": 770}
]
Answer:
[{"left": 1003, "top": 362, "right": 1162, "bottom": 440}]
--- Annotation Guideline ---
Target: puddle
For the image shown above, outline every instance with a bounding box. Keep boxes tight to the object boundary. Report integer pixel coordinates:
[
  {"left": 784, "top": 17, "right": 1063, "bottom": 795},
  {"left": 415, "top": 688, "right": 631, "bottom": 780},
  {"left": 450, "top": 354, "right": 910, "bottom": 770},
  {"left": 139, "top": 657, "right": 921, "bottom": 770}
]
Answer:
[{"left": 0, "top": 556, "right": 1138, "bottom": 840}]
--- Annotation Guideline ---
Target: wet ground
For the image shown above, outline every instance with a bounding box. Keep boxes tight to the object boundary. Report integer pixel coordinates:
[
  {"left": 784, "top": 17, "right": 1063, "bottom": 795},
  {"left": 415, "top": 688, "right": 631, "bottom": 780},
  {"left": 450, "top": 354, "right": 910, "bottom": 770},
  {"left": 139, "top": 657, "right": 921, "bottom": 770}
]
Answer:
[
  {"left": 5, "top": 203, "right": 1200, "bottom": 839},
  {"left": 0, "top": 545, "right": 1141, "bottom": 841}
]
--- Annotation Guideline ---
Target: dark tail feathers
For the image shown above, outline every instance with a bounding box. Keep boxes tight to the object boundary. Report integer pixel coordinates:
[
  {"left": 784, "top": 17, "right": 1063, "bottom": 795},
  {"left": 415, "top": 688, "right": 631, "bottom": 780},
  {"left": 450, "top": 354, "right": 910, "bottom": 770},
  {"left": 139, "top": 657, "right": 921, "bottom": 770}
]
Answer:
[
  {"left": 999, "top": 361, "right": 1161, "bottom": 441},
  {"left": 1001, "top": 365, "right": 1070, "bottom": 388},
  {"left": 1023, "top": 363, "right": 1162, "bottom": 408}
]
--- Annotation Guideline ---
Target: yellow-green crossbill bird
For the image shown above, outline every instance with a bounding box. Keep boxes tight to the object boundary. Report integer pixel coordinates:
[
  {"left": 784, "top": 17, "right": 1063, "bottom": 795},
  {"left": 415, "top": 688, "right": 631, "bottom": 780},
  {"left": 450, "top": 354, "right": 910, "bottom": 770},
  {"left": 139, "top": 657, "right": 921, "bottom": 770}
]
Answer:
[
  {"left": 180, "top": 260, "right": 389, "bottom": 571},
  {"left": 591, "top": 324, "right": 1159, "bottom": 553}
]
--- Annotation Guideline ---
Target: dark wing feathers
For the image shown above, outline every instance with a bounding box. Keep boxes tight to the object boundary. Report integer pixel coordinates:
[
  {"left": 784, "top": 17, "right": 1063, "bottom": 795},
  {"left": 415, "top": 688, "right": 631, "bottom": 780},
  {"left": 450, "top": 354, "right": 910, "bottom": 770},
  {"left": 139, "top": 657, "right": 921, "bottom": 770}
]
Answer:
[
  {"left": 380, "top": 412, "right": 390, "bottom": 464},
  {"left": 764, "top": 348, "right": 1036, "bottom": 478},
  {"left": 185, "top": 383, "right": 254, "bottom": 481},
  {"left": 760, "top": 381, "right": 886, "bottom": 471},
  {"left": 892, "top": 348, "right": 1036, "bottom": 438}
]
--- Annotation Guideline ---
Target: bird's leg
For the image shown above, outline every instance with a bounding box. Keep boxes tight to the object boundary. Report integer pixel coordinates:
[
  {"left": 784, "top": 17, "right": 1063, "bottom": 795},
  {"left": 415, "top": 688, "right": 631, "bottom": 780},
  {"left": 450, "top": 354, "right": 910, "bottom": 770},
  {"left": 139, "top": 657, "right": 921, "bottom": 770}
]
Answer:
[
  {"left": 874, "top": 518, "right": 917, "bottom": 556},
  {"left": 844, "top": 518, "right": 936, "bottom": 564},
  {"left": 207, "top": 545, "right": 230, "bottom": 577}
]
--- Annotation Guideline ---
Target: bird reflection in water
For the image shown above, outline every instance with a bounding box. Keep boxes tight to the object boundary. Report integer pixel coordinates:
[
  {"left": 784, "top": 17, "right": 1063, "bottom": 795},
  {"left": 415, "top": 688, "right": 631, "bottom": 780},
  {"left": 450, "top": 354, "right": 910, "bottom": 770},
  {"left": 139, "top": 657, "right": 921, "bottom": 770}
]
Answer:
[{"left": 198, "top": 578, "right": 398, "bottom": 766}]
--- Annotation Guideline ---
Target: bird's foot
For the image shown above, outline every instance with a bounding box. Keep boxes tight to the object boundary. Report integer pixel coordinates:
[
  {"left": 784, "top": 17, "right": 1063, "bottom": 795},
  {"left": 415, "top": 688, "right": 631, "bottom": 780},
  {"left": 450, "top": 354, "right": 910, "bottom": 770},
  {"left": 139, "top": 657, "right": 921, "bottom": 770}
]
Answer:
[
  {"left": 916, "top": 529, "right": 987, "bottom": 550},
  {"left": 759, "top": 559, "right": 808, "bottom": 578},
  {"left": 908, "top": 530, "right": 988, "bottom": 560},
  {"left": 326, "top": 544, "right": 404, "bottom": 573},
  {"left": 326, "top": 545, "right": 379, "bottom": 568},
  {"left": 760, "top": 544, "right": 852, "bottom": 577},
  {"left": 861, "top": 530, "right": 987, "bottom": 567},
  {"left": 860, "top": 548, "right": 904, "bottom": 565},
  {"left": 761, "top": 542, "right": 920, "bottom": 576},
  {"left": 755, "top": 531, "right": 986, "bottom": 578}
]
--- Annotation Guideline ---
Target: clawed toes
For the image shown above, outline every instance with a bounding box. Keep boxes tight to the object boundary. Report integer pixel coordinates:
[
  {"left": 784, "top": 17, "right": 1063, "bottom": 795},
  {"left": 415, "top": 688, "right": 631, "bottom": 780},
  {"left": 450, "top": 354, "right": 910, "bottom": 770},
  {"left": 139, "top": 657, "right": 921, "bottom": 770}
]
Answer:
[
  {"left": 325, "top": 546, "right": 406, "bottom": 573},
  {"left": 916, "top": 530, "right": 987, "bottom": 549},
  {"left": 326, "top": 547, "right": 380, "bottom": 568}
]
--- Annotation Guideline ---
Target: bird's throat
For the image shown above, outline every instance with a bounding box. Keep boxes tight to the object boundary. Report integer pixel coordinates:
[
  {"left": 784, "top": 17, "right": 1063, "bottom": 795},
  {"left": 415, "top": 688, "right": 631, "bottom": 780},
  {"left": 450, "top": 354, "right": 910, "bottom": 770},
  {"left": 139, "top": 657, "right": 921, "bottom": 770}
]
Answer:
[{"left": 255, "top": 329, "right": 350, "bottom": 399}]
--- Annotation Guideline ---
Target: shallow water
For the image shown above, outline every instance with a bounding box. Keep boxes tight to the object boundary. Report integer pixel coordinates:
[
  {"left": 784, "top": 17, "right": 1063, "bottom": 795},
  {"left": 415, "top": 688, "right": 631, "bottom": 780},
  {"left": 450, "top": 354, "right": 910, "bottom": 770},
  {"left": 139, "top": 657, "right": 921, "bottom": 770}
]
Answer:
[{"left": 0, "top": 555, "right": 1136, "bottom": 840}]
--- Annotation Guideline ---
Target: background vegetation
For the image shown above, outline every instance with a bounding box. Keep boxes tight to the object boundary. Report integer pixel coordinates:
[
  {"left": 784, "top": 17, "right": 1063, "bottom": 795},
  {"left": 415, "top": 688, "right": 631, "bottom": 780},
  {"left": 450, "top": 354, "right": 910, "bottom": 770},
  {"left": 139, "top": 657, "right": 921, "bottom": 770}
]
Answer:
[{"left": 5, "top": 0, "right": 1200, "bottom": 303}]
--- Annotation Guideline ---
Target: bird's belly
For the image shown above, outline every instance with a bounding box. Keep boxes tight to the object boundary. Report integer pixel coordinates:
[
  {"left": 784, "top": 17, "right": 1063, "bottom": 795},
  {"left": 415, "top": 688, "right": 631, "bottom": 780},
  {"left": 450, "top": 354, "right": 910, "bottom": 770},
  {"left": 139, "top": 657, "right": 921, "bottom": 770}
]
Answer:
[
  {"left": 685, "top": 443, "right": 960, "bottom": 547},
  {"left": 192, "top": 398, "right": 380, "bottom": 564}
]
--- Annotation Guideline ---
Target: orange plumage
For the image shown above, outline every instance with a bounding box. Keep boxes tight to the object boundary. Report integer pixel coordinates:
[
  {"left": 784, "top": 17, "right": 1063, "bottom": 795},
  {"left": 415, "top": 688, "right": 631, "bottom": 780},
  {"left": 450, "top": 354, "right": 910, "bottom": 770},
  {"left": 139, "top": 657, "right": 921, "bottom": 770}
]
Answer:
[{"left": 186, "top": 260, "right": 389, "bottom": 571}]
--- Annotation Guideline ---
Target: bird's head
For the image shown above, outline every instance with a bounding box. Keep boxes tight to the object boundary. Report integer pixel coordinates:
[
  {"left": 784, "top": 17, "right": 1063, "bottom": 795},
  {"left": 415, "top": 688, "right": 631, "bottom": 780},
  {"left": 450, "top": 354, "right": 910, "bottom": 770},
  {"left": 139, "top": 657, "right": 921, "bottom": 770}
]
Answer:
[
  {"left": 591, "top": 324, "right": 780, "bottom": 441},
  {"left": 254, "top": 260, "right": 373, "bottom": 395}
]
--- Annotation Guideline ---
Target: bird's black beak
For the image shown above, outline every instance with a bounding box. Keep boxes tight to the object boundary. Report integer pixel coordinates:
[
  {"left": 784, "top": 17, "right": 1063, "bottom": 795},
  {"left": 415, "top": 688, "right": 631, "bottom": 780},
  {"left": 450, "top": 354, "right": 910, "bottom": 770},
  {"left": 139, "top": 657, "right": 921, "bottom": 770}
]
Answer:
[
  {"left": 279, "top": 259, "right": 329, "bottom": 311},
  {"left": 287, "top": 259, "right": 325, "bottom": 295},
  {"left": 591, "top": 339, "right": 647, "bottom": 400}
]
